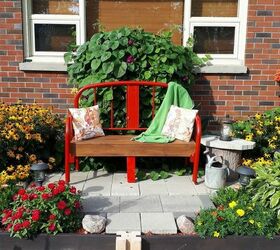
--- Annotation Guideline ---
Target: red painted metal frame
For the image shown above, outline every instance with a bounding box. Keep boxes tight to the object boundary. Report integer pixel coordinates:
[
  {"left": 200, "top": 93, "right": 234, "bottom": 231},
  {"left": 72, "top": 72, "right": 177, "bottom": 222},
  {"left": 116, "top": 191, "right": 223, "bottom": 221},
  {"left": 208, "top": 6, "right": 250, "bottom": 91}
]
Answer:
[{"left": 64, "top": 81, "right": 202, "bottom": 184}]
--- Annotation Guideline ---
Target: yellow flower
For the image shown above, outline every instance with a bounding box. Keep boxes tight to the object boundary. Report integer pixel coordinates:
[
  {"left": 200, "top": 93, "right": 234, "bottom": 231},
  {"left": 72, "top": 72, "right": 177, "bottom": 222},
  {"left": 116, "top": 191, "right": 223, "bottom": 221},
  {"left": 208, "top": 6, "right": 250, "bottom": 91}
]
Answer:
[
  {"left": 197, "top": 221, "right": 202, "bottom": 226},
  {"left": 236, "top": 209, "right": 245, "bottom": 217},
  {"left": 255, "top": 113, "right": 261, "bottom": 120},
  {"left": 249, "top": 219, "right": 255, "bottom": 224},
  {"left": 25, "top": 133, "right": 32, "bottom": 140},
  {"left": 213, "top": 231, "right": 220, "bottom": 238},
  {"left": 229, "top": 201, "right": 237, "bottom": 209},
  {"left": 245, "top": 134, "right": 253, "bottom": 141},
  {"left": 257, "top": 222, "right": 262, "bottom": 228},
  {"left": 7, "top": 165, "right": 14, "bottom": 172},
  {"left": 71, "top": 87, "right": 79, "bottom": 94}
]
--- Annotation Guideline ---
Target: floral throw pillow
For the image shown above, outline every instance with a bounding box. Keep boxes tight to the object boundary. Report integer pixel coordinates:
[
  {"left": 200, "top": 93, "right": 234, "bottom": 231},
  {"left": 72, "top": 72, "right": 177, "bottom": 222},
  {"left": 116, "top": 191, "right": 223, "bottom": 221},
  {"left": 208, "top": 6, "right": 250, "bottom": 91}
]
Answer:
[
  {"left": 161, "top": 105, "right": 198, "bottom": 142},
  {"left": 69, "top": 105, "right": 105, "bottom": 141}
]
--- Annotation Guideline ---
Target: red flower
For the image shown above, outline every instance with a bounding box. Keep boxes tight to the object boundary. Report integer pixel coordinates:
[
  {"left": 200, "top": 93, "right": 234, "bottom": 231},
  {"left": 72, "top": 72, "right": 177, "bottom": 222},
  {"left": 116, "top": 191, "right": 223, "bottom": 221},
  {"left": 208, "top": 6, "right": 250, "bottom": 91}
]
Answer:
[
  {"left": 29, "top": 193, "right": 38, "bottom": 200},
  {"left": 57, "top": 200, "right": 67, "bottom": 210},
  {"left": 32, "top": 209, "right": 40, "bottom": 221},
  {"left": 13, "top": 194, "right": 18, "bottom": 201},
  {"left": 3, "top": 209, "right": 12, "bottom": 217},
  {"left": 58, "top": 185, "right": 65, "bottom": 193},
  {"left": 1, "top": 217, "right": 7, "bottom": 224},
  {"left": 36, "top": 186, "right": 45, "bottom": 192},
  {"left": 41, "top": 193, "right": 49, "bottom": 200},
  {"left": 128, "top": 39, "right": 134, "bottom": 45},
  {"left": 52, "top": 188, "right": 60, "bottom": 196},
  {"left": 49, "top": 223, "right": 56, "bottom": 232},
  {"left": 58, "top": 180, "right": 65, "bottom": 186},
  {"left": 21, "top": 193, "right": 29, "bottom": 201},
  {"left": 48, "top": 183, "right": 56, "bottom": 190},
  {"left": 22, "top": 220, "right": 31, "bottom": 229},
  {"left": 18, "top": 188, "right": 26, "bottom": 195},
  {"left": 64, "top": 208, "right": 71, "bottom": 216},
  {"left": 74, "top": 201, "right": 81, "bottom": 209},
  {"left": 29, "top": 182, "right": 37, "bottom": 188},
  {"left": 49, "top": 214, "right": 56, "bottom": 221},
  {"left": 70, "top": 186, "right": 76, "bottom": 194},
  {"left": 13, "top": 223, "right": 22, "bottom": 232},
  {"left": 5, "top": 223, "right": 13, "bottom": 231},
  {"left": 13, "top": 209, "right": 23, "bottom": 220}
]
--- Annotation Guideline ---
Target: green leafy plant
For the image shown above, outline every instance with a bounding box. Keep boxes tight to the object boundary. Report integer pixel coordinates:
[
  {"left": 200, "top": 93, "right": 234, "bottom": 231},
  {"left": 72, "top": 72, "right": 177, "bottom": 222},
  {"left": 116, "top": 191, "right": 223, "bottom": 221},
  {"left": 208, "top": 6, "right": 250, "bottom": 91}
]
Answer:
[
  {"left": 0, "top": 103, "right": 64, "bottom": 185},
  {"left": 1, "top": 181, "right": 82, "bottom": 238},
  {"left": 195, "top": 188, "right": 278, "bottom": 238},
  {"left": 246, "top": 152, "right": 280, "bottom": 218},
  {"left": 233, "top": 107, "right": 280, "bottom": 158}
]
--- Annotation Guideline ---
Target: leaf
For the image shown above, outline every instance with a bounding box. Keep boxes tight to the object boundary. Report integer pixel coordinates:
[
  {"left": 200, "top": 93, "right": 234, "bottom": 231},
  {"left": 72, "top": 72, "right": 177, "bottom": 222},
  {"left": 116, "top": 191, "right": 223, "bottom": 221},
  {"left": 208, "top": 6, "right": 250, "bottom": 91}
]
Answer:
[
  {"left": 110, "top": 40, "right": 120, "bottom": 50},
  {"left": 102, "top": 62, "right": 114, "bottom": 74},
  {"left": 160, "top": 170, "right": 170, "bottom": 179},
  {"left": 150, "top": 171, "right": 160, "bottom": 181},
  {"left": 270, "top": 191, "right": 280, "bottom": 208},
  {"left": 114, "top": 62, "right": 127, "bottom": 78},
  {"left": 64, "top": 52, "right": 73, "bottom": 64},
  {"left": 144, "top": 71, "right": 151, "bottom": 80},
  {"left": 175, "top": 169, "right": 186, "bottom": 176},
  {"left": 91, "top": 59, "right": 101, "bottom": 71},
  {"left": 161, "top": 56, "right": 167, "bottom": 63},
  {"left": 103, "top": 88, "right": 113, "bottom": 101},
  {"left": 136, "top": 170, "right": 147, "bottom": 181},
  {"left": 101, "top": 52, "right": 112, "bottom": 62}
]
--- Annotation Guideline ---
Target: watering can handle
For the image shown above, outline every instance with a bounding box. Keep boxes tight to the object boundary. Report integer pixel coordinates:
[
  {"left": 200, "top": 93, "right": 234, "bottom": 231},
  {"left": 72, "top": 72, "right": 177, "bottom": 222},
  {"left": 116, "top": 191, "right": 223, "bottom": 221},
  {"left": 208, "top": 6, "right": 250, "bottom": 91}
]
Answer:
[{"left": 226, "top": 167, "right": 230, "bottom": 177}]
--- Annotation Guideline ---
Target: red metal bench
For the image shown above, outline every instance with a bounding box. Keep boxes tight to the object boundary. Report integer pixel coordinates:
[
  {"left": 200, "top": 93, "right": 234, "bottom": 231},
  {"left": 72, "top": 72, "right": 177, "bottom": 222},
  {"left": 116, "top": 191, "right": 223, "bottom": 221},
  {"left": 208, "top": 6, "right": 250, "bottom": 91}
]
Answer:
[{"left": 65, "top": 81, "right": 201, "bottom": 184}]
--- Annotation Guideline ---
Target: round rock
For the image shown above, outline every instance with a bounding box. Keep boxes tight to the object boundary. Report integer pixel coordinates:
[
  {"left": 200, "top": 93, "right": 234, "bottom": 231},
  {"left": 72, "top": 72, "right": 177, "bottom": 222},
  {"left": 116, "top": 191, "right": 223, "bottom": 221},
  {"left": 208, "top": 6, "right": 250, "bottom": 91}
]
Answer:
[
  {"left": 176, "top": 215, "right": 195, "bottom": 234},
  {"left": 82, "top": 215, "right": 106, "bottom": 234}
]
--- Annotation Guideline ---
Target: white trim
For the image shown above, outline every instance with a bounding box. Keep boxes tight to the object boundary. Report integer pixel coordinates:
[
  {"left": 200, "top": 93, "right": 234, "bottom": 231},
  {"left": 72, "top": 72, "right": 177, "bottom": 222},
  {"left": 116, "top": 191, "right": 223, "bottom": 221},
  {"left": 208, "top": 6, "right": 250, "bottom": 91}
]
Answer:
[
  {"left": 21, "top": 0, "right": 86, "bottom": 62},
  {"left": 183, "top": 0, "right": 248, "bottom": 66}
]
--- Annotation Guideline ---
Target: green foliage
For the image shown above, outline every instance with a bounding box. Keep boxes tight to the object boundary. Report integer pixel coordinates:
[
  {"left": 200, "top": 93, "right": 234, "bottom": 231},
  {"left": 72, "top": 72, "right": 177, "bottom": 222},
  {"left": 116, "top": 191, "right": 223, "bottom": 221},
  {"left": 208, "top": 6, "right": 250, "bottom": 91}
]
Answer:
[
  {"left": 233, "top": 107, "right": 280, "bottom": 158},
  {"left": 247, "top": 152, "right": 280, "bottom": 217},
  {"left": 1, "top": 181, "right": 82, "bottom": 238},
  {"left": 0, "top": 185, "right": 19, "bottom": 222},
  {"left": 195, "top": 188, "right": 278, "bottom": 238}
]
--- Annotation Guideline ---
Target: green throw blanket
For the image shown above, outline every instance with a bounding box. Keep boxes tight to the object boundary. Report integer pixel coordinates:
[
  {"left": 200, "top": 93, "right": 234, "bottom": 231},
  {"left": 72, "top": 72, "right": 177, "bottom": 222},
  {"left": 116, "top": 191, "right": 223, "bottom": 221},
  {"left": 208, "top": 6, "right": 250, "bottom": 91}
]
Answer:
[{"left": 132, "top": 82, "right": 194, "bottom": 143}]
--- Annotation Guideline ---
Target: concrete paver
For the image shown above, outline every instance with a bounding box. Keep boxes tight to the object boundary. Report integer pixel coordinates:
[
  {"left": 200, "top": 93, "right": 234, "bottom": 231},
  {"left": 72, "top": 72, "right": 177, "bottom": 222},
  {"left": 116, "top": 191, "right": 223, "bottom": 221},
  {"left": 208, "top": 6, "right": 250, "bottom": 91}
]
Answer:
[
  {"left": 106, "top": 213, "right": 141, "bottom": 234},
  {"left": 164, "top": 175, "right": 197, "bottom": 195},
  {"left": 111, "top": 173, "right": 139, "bottom": 196},
  {"left": 141, "top": 212, "right": 177, "bottom": 234},
  {"left": 139, "top": 179, "right": 169, "bottom": 196},
  {"left": 120, "top": 195, "right": 162, "bottom": 213},
  {"left": 82, "top": 196, "right": 120, "bottom": 213}
]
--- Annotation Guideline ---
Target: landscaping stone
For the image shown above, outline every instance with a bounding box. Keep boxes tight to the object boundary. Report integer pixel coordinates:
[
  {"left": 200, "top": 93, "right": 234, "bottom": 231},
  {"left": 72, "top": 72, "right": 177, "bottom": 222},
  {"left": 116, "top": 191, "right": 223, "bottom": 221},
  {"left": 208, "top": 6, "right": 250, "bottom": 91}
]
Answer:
[
  {"left": 141, "top": 212, "right": 177, "bottom": 234},
  {"left": 82, "top": 215, "right": 106, "bottom": 234},
  {"left": 176, "top": 215, "right": 195, "bottom": 234},
  {"left": 106, "top": 213, "right": 141, "bottom": 234}
]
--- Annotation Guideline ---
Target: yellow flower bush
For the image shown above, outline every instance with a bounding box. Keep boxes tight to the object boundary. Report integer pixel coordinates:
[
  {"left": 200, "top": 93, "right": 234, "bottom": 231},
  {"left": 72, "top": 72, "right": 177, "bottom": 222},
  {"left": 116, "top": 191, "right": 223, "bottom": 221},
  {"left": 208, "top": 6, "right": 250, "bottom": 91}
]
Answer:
[
  {"left": 236, "top": 209, "right": 245, "bottom": 217},
  {"left": 233, "top": 107, "right": 280, "bottom": 159},
  {"left": 0, "top": 103, "right": 64, "bottom": 185}
]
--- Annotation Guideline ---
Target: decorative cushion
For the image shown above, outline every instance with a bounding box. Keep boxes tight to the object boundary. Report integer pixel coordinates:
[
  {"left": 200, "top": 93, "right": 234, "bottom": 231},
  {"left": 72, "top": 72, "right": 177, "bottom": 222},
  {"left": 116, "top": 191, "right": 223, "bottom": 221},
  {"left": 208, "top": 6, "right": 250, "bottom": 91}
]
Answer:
[
  {"left": 69, "top": 105, "right": 105, "bottom": 141},
  {"left": 161, "top": 105, "right": 198, "bottom": 142}
]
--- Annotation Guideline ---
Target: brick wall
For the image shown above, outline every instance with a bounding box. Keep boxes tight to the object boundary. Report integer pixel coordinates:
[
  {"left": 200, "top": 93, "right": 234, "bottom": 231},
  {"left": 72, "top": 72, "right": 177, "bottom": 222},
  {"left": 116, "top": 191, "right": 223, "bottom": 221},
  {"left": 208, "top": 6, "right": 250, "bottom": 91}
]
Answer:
[{"left": 0, "top": 0, "right": 279, "bottom": 131}]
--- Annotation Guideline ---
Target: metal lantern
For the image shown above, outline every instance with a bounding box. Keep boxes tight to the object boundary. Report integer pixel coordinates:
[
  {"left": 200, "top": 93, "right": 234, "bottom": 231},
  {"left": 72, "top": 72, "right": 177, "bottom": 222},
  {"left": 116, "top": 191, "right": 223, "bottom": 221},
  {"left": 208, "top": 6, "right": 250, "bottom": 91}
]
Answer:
[
  {"left": 31, "top": 162, "right": 48, "bottom": 186},
  {"left": 236, "top": 166, "right": 255, "bottom": 186},
  {"left": 220, "top": 117, "right": 234, "bottom": 141}
]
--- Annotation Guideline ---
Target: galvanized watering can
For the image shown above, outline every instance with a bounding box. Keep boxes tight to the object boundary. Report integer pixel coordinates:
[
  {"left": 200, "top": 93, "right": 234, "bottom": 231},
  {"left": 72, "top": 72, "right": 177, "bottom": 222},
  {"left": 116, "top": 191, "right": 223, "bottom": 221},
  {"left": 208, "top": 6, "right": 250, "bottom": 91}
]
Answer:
[{"left": 204, "top": 149, "right": 230, "bottom": 189}]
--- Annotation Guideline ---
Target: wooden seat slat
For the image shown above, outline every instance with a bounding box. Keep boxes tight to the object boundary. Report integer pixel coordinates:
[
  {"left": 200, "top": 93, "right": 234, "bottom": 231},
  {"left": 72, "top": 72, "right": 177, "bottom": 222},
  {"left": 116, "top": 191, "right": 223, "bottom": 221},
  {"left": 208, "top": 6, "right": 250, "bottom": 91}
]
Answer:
[{"left": 70, "top": 135, "right": 195, "bottom": 157}]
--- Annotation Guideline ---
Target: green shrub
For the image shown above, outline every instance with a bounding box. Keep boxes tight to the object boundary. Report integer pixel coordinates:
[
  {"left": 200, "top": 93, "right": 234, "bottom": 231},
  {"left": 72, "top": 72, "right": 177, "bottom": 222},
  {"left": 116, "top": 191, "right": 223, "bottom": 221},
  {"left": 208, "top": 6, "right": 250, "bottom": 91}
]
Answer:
[
  {"left": 0, "top": 103, "right": 64, "bottom": 185},
  {"left": 247, "top": 152, "right": 280, "bottom": 217},
  {"left": 233, "top": 107, "right": 280, "bottom": 158},
  {"left": 195, "top": 188, "right": 278, "bottom": 238},
  {"left": 65, "top": 27, "right": 208, "bottom": 171}
]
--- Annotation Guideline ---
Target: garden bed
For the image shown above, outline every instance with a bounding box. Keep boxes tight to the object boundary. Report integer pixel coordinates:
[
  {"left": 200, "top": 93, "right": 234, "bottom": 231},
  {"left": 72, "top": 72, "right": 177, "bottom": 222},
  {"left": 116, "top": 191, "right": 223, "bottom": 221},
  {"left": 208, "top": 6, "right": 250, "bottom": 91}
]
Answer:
[{"left": 1, "top": 232, "right": 280, "bottom": 250}]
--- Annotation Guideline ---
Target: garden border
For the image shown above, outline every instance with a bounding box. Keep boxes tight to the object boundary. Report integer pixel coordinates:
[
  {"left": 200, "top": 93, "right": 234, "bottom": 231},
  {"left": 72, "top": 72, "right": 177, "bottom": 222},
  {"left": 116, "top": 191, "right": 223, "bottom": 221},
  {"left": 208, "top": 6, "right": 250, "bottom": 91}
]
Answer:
[{"left": 1, "top": 232, "right": 279, "bottom": 250}]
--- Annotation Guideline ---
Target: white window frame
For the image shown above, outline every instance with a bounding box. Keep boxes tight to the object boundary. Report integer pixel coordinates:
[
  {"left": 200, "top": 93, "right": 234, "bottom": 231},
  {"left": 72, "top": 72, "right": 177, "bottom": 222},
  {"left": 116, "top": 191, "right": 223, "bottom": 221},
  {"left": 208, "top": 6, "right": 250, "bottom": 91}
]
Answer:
[
  {"left": 22, "top": 0, "right": 85, "bottom": 63},
  {"left": 183, "top": 0, "right": 248, "bottom": 66}
]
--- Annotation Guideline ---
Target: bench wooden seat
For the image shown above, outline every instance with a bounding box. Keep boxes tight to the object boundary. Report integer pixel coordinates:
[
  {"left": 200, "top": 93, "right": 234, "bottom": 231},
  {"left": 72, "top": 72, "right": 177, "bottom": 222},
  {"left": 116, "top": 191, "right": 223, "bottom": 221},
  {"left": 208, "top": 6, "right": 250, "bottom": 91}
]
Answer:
[
  {"left": 71, "top": 135, "right": 196, "bottom": 157},
  {"left": 65, "top": 80, "right": 201, "bottom": 184}
]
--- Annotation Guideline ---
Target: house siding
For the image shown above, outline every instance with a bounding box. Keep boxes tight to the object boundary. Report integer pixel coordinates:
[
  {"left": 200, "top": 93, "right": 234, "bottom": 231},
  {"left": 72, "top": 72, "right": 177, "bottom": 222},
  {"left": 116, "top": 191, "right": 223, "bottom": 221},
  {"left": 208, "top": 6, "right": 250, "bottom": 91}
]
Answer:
[{"left": 0, "top": 0, "right": 279, "bottom": 131}]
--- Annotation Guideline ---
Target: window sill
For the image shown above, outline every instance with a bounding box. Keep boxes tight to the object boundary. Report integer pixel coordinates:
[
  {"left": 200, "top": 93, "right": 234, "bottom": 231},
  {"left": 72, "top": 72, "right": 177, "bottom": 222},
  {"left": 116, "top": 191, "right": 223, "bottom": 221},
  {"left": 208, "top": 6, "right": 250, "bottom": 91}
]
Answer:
[
  {"left": 194, "top": 64, "right": 248, "bottom": 74},
  {"left": 19, "top": 62, "right": 67, "bottom": 72}
]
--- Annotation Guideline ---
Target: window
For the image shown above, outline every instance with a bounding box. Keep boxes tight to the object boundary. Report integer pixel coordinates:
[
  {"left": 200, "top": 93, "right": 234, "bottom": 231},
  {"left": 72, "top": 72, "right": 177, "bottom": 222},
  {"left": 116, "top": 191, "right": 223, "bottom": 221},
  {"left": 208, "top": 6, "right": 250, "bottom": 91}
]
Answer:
[
  {"left": 183, "top": 0, "right": 248, "bottom": 68},
  {"left": 22, "top": 0, "right": 85, "bottom": 63}
]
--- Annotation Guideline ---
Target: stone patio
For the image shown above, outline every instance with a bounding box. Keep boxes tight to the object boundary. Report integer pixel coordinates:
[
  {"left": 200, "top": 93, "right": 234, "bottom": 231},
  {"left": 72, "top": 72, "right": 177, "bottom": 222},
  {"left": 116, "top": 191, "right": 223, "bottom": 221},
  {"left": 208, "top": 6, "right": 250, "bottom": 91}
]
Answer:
[{"left": 44, "top": 170, "right": 217, "bottom": 234}]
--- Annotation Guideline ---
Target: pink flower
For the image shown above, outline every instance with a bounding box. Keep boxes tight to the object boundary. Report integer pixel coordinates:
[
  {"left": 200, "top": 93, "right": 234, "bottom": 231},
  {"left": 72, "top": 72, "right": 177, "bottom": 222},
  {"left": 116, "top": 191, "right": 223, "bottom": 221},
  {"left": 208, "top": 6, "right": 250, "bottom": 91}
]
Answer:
[
  {"left": 57, "top": 200, "right": 67, "bottom": 210},
  {"left": 126, "top": 55, "right": 134, "bottom": 64},
  {"left": 64, "top": 208, "right": 71, "bottom": 216},
  {"left": 49, "top": 223, "right": 56, "bottom": 232},
  {"left": 128, "top": 39, "right": 134, "bottom": 45}
]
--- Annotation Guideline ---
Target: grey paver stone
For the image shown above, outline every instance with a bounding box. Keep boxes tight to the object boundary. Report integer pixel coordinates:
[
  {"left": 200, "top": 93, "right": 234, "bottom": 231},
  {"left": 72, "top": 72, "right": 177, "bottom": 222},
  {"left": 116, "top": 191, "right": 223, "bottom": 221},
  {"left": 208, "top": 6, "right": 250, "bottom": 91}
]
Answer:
[
  {"left": 111, "top": 173, "right": 139, "bottom": 196},
  {"left": 44, "top": 173, "right": 62, "bottom": 184},
  {"left": 120, "top": 195, "right": 162, "bottom": 213},
  {"left": 160, "top": 195, "right": 203, "bottom": 214},
  {"left": 106, "top": 213, "right": 140, "bottom": 234},
  {"left": 198, "top": 195, "right": 215, "bottom": 209},
  {"left": 82, "top": 196, "right": 120, "bottom": 213},
  {"left": 139, "top": 179, "right": 168, "bottom": 196},
  {"left": 141, "top": 212, "right": 177, "bottom": 234},
  {"left": 164, "top": 175, "right": 197, "bottom": 195}
]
